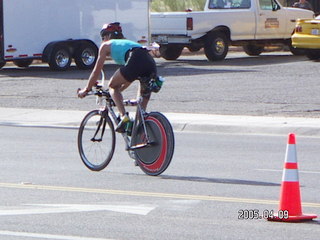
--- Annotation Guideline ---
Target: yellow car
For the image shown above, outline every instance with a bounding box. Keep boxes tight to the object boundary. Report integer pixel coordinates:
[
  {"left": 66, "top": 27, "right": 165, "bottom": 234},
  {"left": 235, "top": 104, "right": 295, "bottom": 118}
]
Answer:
[{"left": 292, "top": 15, "right": 320, "bottom": 60}]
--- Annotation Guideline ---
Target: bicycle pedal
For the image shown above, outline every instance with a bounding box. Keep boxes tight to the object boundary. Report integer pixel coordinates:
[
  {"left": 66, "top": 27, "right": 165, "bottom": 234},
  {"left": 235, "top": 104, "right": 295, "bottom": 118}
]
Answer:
[{"left": 129, "top": 143, "right": 148, "bottom": 150}]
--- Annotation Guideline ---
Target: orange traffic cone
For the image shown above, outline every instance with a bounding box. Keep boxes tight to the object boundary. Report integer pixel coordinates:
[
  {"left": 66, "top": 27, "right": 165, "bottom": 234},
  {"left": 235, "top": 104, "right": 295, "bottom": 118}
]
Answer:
[{"left": 268, "top": 133, "right": 317, "bottom": 222}]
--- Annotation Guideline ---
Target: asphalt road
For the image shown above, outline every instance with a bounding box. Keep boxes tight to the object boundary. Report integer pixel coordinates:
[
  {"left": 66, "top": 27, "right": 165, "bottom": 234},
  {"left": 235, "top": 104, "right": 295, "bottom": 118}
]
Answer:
[
  {"left": 0, "top": 51, "right": 320, "bottom": 118},
  {"left": 0, "top": 126, "right": 319, "bottom": 240}
]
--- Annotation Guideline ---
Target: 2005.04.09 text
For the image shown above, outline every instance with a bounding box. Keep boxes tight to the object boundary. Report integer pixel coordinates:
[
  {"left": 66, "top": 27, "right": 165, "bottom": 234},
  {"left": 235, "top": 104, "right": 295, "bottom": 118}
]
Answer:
[{"left": 238, "top": 209, "right": 289, "bottom": 220}]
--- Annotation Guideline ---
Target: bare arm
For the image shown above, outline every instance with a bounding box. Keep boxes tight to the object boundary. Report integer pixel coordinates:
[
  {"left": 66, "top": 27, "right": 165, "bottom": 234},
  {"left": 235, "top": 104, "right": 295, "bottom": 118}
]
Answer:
[
  {"left": 86, "top": 43, "right": 110, "bottom": 89},
  {"left": 78, "top": 42, "right": 111, "bottom": 98}
]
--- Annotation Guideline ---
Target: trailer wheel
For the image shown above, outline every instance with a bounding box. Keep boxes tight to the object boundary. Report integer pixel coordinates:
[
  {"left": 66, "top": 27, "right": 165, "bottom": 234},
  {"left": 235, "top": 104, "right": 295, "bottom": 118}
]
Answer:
[
  {"left": 204, "top": 32, "right": 228, "bottom": 61},
  {"left": 243, "top": 44, "right": 264, "bottom": 56},
  {"left": 13, "top": 59, "right": 33, "bottom": 68},
  {"left": 49, "top": 45, "right": 71, "bottom": 71},
  {"left": 159, "top": 45, "right": 183, "bottom": 60},
  {"left": 74, "top": 42, "right": 98, "bottom": 70}
]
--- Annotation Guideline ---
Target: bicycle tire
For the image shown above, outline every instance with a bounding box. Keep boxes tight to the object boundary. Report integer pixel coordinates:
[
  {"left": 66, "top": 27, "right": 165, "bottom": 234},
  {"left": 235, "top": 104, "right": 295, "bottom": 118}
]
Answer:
[
  {"left": 133, "top": 112, "right": 174, "bottom": 176},
  {"left": 78, "top": 110, "right": 116, "bottom": 171}
]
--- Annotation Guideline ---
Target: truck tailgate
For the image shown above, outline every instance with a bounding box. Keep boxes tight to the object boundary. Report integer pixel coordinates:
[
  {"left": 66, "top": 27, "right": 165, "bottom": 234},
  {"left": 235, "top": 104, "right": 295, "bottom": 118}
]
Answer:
[{"left": 151, "top": 12, "right": 188, "bottom": 35}]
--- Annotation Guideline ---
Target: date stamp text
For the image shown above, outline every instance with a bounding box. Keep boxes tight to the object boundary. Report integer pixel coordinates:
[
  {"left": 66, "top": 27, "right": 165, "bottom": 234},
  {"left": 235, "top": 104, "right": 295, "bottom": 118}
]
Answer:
[{"left": 238, "top": 209, "right": 289, "bottom": 220}]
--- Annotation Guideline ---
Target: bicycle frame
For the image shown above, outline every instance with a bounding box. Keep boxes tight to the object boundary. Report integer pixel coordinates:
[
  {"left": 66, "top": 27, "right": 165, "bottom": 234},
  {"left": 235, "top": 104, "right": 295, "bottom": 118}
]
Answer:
[
  {"left": 94, "top": 88, "right": 151, "bottom": 154},
  {"left": 91, "top": 70, "right": 156, "bottom": 155}
]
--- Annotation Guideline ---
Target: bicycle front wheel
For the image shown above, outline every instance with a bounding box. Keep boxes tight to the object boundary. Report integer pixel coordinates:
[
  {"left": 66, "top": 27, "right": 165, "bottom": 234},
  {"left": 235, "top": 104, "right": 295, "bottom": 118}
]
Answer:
[{"left": 78, "top": 110, "right": 116, "bottom": 171}]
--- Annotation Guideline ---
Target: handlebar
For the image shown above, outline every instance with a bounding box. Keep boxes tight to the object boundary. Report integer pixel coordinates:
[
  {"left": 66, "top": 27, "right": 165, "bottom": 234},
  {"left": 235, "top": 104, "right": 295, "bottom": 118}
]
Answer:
[{"left": 87, "top": 87, "right": 111, "bottom": 98}]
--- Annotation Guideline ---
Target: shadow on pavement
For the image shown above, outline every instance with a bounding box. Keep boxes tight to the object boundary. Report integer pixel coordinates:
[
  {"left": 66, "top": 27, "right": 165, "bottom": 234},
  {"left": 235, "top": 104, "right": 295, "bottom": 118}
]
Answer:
[
  {"left": 160, "top": 175, "right": 280, "bottom": 187},
  {"left": 161, "top": 54, "right": 308, "bottom": 67},
  {"left": 0, "top": 53, "right": 308, "bottom": 79}
]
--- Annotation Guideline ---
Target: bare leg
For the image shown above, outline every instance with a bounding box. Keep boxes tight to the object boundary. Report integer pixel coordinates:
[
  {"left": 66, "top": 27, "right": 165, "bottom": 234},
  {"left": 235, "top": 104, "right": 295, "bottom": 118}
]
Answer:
[
  {"left": 141, "top": 96, "right": 150, "bottom": 111},
  {"left": 120, "top": 81, "right": 131, "bottom": 92},
  {"left": 137, "top": 83, "right": 151, "bottom": 111},
  {"left": 108, "top": 69, "right": 131, "bottom": 116}
]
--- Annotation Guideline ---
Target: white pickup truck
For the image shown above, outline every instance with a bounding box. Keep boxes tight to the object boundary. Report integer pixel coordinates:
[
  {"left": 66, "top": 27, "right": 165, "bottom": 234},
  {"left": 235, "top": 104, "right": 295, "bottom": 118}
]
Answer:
[{"left": 151, "top": 0, "right": 314, "bottom": 61}]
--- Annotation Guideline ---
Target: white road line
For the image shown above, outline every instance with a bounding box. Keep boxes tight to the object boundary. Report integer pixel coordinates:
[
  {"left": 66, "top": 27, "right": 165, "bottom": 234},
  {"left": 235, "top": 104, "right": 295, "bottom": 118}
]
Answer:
[
  {"left": 0, "top": 230, "right": 114, "bottom": 240},
  {"left": 0, "top": 182, "right": 319, "bottom": 207},
  {"left": 0, "top": 204, "right": 156, "bottom": 216}
]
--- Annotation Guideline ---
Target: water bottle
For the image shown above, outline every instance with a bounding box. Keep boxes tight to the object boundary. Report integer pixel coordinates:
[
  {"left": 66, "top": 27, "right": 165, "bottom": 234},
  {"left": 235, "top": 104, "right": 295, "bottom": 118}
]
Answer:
[
  {"left": 156, "top": 76, "right": 165, "bottom": 88},
  {"left": 125, "top": 118, "right": 134, "bottom": 136}
]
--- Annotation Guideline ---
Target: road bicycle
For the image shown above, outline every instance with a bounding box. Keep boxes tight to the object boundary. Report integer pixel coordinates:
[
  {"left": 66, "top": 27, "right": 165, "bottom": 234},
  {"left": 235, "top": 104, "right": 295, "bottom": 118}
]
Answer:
[{"left": 77, "top": 72, "right": 174, "bottom": 176}]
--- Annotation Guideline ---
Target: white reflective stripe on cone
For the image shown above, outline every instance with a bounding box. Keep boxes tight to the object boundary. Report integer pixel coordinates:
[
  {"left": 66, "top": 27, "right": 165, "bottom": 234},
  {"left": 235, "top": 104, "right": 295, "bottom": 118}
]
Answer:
[
  {"left": 282, "top": 169, "right": 299, "bottom": 182},
  {"left": 285, "top": 145, "right": 297, "bottom": 163}
]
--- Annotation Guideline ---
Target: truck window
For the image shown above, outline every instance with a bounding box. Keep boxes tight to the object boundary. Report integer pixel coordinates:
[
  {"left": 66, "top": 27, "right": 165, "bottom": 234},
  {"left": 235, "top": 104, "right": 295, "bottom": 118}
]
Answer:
[
  {"left": 259, "top": 0, "right": 280, "bottom": 10},
  {"left": 208, "top": 0, "right": 251, "bottom": 9}
]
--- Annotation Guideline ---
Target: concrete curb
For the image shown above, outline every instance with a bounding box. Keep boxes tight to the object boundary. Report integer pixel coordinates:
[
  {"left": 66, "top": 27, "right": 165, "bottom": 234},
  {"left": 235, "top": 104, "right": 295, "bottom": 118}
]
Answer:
[
  {"left": 165, "top": 113, "right": 320, "bottom": 136},
  {"left": 1, "top": 108, "right": 320, "bottom": 136}
]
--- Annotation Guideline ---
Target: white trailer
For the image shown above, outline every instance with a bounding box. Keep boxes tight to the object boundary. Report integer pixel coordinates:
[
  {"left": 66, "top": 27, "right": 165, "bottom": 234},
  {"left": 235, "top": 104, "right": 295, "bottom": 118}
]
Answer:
[{"left": 0, "top": 0, "right": 150, "bottom": 70}]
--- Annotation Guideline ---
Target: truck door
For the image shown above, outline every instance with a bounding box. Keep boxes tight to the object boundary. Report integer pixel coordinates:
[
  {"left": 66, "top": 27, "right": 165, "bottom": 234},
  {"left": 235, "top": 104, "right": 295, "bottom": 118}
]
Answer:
[{"left": 255, "top": 0, "right": 287, "bottom": 39}]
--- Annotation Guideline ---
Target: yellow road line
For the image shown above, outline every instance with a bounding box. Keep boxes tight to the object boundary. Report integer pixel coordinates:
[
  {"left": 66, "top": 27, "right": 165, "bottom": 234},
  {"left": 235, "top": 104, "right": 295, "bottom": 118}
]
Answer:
[{"left": 0, "top": 182, "right": 319, "bottom": 208}]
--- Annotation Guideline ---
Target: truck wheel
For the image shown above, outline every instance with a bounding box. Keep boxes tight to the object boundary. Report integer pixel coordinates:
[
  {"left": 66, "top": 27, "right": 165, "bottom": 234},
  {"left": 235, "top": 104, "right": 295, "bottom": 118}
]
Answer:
[
  {"left": 159, "top": 45, "right": 183, "bottom": 60},
  {"left": 0, "top": 62, "right": 6, "bottom": 69},
  {"left": 74, "top": 42, "right": 98, "bottom": 70},
  {"left": 13, "top": 59, "right": 33, "bottom": 68},
  {"left": 289, "top": 47, "right": 305, "bottom": 56},
  {"left": 243, "top": 44, "right": 264, "bottom": 56},
  {"left": 204, "top": 32, "right": 228, "bottom": 61},
  {"left": 288, "top": 40, "right": 305, "bottom": 56},
  {"left": 49, "top": 45, "right": 71, "bottom": 71},
  {"left": 306, "top": 50, "right": 320, "bottom": 60}
]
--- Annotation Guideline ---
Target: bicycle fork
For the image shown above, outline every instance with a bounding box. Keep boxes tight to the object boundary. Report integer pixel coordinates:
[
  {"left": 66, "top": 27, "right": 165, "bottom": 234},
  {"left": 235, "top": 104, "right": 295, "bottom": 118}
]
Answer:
[{"left": 91, "top": 109, "right": 108, "bottom": 142}]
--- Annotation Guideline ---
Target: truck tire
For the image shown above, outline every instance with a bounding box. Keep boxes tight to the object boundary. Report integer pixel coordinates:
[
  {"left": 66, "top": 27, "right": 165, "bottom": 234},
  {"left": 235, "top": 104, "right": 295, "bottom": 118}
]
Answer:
[
  {"left": 159, "top": 45, "right": 183, "bottom": 60},
  {"left": 243, "top": 44, "right": 264, "bottom": 56},
  {"left": 289, "top": 47, "right": 305, "bottom": 56},
  {"left": 0, "top": 62, "right": 6, "bottom": 69},
  {"left": 288, "top": 40, "right": 305, "bottom": 56},
  {"left": 49, "top": 45, "right": 72, "bottom": 71},
  {"left": 13, "top": 59, "right": 33, "bottom": 68},
  {"left": 204, "top": 32, "right": 228, "bottom": 61},
  {"left": 74, "top": 42, "right": 98, "bottom": 70},
  {"left": 306, "top": 50, "right": 320, "bottom": 60}
]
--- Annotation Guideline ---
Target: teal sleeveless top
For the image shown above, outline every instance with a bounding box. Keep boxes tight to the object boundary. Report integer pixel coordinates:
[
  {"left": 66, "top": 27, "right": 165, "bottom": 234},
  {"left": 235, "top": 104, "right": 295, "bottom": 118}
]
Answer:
[{"left": 109, "top": 39, "right": 142, "bottom": 65}]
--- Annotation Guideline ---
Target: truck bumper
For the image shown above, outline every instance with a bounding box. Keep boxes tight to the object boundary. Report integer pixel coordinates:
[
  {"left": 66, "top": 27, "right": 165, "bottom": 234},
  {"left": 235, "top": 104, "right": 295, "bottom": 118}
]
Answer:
[{"left": 151, "top": 35, "right": 191, "bottom": 44}]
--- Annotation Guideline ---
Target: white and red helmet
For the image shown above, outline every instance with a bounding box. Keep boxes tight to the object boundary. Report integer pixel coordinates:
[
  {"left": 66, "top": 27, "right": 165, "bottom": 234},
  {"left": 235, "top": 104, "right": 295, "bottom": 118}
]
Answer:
[{"left": 100, "top": 22, "right": 122, "bottom": 38}]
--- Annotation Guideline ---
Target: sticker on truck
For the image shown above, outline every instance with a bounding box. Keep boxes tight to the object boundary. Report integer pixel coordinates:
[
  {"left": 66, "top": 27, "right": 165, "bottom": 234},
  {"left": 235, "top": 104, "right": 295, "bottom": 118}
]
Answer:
[{"left": 265, "top": 18, "right": 279, "bottom": 28}]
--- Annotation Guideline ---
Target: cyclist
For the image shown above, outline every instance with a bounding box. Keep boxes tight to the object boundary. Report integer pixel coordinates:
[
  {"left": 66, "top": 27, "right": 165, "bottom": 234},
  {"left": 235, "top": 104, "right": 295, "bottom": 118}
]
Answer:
[{"left": 78, "top": 22, "right": 157, "bottom": 132}]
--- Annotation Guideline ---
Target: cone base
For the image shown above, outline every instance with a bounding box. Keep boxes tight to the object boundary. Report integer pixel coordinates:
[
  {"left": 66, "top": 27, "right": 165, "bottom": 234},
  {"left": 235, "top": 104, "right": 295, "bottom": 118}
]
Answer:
[{"left": 268, "top": 214, "right": 317, "bottom": 222}]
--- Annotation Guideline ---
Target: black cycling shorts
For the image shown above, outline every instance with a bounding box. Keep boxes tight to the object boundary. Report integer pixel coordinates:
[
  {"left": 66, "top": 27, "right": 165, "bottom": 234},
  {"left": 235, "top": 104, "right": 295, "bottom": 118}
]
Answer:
[{"left": 120, "top": 48, "right": 157, "bottom": 83}]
